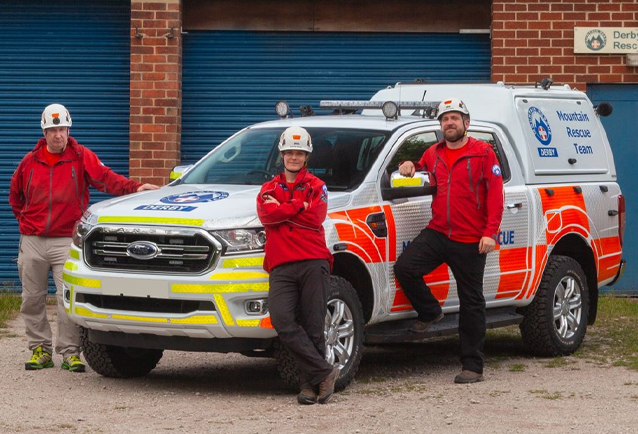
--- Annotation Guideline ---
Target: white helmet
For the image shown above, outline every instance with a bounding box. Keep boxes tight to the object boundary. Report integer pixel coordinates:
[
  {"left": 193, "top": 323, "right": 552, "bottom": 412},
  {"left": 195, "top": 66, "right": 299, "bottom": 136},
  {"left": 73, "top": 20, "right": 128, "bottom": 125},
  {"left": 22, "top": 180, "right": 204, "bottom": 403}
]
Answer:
[
  {"left": 278, "top": 126, "right": 313, "bottom": 153},
  {"left": 41, "top": 104, "right": 72, "bottom": 130},
  {"left": 437, "top": 98, "right": 470, "bottom": 120}
]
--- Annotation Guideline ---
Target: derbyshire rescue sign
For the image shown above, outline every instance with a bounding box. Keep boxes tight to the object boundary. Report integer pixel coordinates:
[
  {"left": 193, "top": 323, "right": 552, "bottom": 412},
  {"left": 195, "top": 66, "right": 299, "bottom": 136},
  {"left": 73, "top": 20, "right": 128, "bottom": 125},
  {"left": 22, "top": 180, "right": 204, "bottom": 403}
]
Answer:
[{"left": 574, "top": 27, "right": 638, "bottom": 54}]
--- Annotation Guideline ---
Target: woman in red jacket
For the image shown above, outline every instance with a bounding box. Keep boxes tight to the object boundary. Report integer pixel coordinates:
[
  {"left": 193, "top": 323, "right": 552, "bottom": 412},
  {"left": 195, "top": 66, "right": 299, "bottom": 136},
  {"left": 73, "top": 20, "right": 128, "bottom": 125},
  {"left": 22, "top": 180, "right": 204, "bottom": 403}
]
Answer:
[{"left": 256, "top": 126, "right": 338, "bottom": 405}]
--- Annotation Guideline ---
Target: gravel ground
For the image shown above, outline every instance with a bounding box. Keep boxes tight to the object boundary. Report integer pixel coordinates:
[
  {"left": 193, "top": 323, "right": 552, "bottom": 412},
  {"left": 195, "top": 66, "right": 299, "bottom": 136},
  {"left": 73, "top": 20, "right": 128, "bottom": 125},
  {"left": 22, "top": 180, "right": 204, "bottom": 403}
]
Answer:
[{"left": 1, "top": 305, "right": 637, "bottom": 434}]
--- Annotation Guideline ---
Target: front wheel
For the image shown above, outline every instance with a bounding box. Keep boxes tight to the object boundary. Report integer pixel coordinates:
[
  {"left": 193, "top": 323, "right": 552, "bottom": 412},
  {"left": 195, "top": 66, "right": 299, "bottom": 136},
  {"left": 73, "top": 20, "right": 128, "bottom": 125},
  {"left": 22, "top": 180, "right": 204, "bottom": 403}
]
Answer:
[
  {"left": 81, "top": 328, "right": 164, "bottom": 378},
  {"left": 274, "top": 275, "right": 365, "bottom": 391},
  {"left": 519, "top": 255, "right": 589, "bottom": 356}
]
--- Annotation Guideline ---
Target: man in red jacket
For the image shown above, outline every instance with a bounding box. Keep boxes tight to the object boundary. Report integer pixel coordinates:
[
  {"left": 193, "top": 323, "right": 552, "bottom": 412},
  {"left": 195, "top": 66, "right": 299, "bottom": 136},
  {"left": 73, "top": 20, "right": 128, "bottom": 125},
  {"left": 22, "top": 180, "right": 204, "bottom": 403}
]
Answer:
[
  {"left": 257, "top": 126, "right": 338, "bottom": 405},
  {"left": 9, "top": 103, "right": 159, "bottom": 372},
  {"left": 394, "top": 98, "right": 504, "bottom": 384}
]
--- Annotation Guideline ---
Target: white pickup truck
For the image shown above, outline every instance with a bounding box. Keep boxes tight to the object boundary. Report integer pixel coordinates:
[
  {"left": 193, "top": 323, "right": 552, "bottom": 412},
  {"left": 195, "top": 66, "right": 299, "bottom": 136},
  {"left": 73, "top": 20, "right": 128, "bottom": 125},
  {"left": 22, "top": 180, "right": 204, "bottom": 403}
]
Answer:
[{"left": 64, "top": 81, "right": 625, "bottom": 390}]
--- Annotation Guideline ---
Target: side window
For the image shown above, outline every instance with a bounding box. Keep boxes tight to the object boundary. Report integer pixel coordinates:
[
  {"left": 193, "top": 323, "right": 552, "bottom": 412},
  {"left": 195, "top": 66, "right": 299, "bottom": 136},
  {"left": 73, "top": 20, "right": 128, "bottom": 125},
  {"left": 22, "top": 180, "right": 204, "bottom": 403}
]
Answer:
[
  {"left": 467, "top": 131, "right": 511, "bottom": 182},
  {"left": 386, "top": 132, "right": 439, "bottom": 176}
]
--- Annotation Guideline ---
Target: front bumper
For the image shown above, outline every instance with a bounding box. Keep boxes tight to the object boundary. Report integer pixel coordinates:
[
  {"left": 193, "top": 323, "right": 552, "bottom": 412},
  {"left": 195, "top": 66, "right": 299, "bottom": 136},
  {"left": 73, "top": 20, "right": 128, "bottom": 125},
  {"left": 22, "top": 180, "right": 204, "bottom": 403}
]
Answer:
[{"left": 63, "top": 245, "right": 276, "bottom": 340}]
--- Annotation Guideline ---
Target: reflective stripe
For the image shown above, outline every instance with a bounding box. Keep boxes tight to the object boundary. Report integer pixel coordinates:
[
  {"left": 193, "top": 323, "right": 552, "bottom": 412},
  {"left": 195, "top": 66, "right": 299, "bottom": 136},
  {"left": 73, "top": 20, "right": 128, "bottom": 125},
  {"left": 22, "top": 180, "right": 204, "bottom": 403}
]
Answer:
[
  {"left": 112, "top": 314, "right": 167, "bottom": 323},
  {"left": 62, "top": 273, "right": 101, "bottom": 289},
  {"left": 172, "top": 282, "right": 269, "bottom": 293},
  {"left": 210, "top": 272, "right": 269, "bottom": 280},
  {"left": 171, "top": 315, "right": 218, "bottom": 325},
  {"left": 222, "top": 257, "right": 264, "bottom": 268},
  {"left": 64, "top": 262, "right": 78, "bottom": 271},
  {"left": 214, "top": 294, "right": 234, "bottom": 326},
  {"left": 75, "top": 306, "right": 107, "bottom": 319},
  {"left": 68, "top": 249, "right": 80, "bottom": 260},
  {"left": 236, "top": 319, "right": 260, "bottom": 327},
  {"left": 74, "top": 306, "right": 218, "bottom": 325},
  {"left": 97, "top": 216, "right": 205, "bottom": 226}
]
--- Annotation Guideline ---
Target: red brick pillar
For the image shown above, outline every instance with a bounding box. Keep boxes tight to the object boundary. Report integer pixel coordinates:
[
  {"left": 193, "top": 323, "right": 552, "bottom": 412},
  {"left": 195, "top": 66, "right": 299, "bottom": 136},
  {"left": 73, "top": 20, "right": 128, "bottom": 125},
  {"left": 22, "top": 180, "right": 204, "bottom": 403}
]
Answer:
[
  {"left": 491, "top": 1, "right": 638, "bottom": 88},
  {"left": 130, "top": 0, "right": 182, "bottom": 185}
]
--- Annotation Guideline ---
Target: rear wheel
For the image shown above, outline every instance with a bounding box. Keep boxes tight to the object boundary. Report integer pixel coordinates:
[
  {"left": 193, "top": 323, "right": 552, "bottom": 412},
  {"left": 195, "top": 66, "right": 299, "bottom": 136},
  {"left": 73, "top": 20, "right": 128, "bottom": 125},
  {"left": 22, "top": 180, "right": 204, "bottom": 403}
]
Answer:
[
  {"left": 520, "top": 255, "right": 589, "bottom": 356},
  {"left": 274, "top": 275, "right": 364, "bottom": 391},
  {"left": 81, "top": 328, "right": 164, "bottom": 378}
]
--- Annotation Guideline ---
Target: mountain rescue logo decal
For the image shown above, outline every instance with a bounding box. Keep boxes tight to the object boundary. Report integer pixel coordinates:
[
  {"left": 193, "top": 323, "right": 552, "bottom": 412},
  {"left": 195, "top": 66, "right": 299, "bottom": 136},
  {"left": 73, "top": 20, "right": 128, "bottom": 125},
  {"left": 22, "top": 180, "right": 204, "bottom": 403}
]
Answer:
[
  {"left": 585, "top": 29, "right": 607, "bottom": 51},
  {"left": 160, "top": 191, "right": 229, "bottom": 204},
  {"left": 528, "top": 107, "right": 558, "bottom": 158}
]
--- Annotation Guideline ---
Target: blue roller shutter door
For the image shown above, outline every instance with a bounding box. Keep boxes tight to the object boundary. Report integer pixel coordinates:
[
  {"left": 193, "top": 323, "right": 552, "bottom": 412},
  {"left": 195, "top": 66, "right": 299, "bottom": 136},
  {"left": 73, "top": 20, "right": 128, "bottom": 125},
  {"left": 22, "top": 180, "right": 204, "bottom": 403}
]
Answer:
[
  {"left": 182, "top": 31, "right": 491, "bottom": 163},
  {"left": 588, "top": 85, "right": 637, "bottom": 294},
  {"left": 0, "top": 0, "right": 130, "bottom": 291}
]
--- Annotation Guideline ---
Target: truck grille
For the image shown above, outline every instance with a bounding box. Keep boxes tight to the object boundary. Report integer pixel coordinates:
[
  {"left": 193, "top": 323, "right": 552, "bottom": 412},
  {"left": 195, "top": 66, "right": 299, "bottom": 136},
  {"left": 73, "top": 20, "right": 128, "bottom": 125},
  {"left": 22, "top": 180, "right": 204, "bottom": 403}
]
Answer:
[
  {"left": 77, "top": 293, "right": 215, "bottom": 314},
  {"left": 84, "top": 226, "right": 220, "bottom": 274}
]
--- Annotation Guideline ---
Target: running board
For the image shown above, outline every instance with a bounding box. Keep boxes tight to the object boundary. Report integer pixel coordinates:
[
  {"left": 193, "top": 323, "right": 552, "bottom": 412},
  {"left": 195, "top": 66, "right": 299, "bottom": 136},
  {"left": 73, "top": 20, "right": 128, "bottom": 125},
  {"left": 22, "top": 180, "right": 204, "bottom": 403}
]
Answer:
[{"left": 364, "top": 306, "right": 523, "bottom": 345}]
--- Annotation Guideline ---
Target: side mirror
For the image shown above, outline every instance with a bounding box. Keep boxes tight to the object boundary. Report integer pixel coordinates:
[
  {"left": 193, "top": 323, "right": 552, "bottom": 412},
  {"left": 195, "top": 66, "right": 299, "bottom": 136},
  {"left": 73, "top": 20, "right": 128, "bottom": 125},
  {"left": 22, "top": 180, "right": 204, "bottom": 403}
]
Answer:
[
  {"left": 381, "top": 170, "right": 436, "bottom": 200},
  {"left": 169, "top": 164, "right": 193, "bottom": 181}
]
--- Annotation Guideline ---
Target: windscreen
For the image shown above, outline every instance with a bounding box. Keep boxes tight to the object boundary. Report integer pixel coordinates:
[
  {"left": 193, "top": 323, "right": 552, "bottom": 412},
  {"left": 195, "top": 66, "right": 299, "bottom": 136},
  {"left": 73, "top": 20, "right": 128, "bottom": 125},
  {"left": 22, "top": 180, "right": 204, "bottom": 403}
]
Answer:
[{"left": 179, "top": 127, "right": 390, "bottom": 191}]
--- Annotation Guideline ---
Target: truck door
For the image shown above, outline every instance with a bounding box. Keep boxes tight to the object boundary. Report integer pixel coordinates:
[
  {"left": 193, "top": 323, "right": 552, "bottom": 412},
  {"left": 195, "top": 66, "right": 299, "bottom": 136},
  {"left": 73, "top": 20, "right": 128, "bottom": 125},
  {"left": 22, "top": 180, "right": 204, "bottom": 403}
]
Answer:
[
  {"left": 380, "top": 127, "right": 530, "bottom": 316},
  {"left": 466, "top": 129, "right": 532, "bottom": 306}
]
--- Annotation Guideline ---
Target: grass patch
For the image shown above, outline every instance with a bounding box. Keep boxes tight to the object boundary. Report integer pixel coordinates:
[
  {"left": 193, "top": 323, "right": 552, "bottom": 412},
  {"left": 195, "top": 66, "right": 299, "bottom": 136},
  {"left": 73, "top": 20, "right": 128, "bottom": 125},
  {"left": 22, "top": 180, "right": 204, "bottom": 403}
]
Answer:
[
  {"left": 0, "top": 292, "right": 21, "bottom": 330},
  {"left": 578, "top": 296, "right": 638, "bottom": 370},
  {"left": 484, "top": 296, "right": 638, "bottom": 371}
]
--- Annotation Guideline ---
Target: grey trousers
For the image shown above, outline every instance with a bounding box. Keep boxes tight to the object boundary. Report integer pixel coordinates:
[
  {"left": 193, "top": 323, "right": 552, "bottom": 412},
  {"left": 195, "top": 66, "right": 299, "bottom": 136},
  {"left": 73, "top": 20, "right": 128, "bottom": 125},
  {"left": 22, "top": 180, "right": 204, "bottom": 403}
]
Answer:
[{"left": 18, "top": 235, "right": 80, "bottom": 357}]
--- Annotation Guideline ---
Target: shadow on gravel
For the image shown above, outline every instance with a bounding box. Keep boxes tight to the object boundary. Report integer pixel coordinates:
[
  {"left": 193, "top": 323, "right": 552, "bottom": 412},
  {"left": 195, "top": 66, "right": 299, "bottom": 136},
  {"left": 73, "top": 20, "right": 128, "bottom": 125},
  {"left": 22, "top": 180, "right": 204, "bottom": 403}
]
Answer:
[
  {"left": 357, "top": 327, "right": 529, "bottom": 381},
  {"left": 97, "top": 328, "right": 529, "bottom": 395}
]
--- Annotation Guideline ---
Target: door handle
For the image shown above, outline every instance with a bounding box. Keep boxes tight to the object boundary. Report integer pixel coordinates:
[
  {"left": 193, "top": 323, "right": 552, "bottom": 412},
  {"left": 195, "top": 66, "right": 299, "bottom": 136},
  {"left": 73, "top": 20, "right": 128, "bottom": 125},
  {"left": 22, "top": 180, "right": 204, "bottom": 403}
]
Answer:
[{"left": 506, "top": 202, "right": 523, "bottom": 209}]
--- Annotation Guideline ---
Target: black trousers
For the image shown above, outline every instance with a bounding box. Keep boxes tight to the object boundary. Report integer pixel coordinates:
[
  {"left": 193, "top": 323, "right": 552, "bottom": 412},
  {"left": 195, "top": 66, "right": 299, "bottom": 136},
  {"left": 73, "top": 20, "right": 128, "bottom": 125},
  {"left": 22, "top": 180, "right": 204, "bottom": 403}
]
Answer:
[
  {"left": 394, "top": 228, "right": 487, "bottom": 374},
  {"left": 268, "top": 259, "right": 333, "bottom": 386}
]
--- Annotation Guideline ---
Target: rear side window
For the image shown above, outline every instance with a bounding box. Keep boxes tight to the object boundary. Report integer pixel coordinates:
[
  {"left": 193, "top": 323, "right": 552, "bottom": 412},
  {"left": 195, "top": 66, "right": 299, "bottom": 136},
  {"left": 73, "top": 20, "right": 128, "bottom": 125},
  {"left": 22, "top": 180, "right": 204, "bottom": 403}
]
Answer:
[{"left": 467, "top": 131, "right": 511, "bottom": 182}]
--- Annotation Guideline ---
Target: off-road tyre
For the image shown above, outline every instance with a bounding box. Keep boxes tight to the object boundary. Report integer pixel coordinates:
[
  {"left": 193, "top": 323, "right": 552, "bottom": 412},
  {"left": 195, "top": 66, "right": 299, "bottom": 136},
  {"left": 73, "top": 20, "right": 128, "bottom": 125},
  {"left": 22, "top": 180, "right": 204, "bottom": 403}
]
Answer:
[
  {"left": 273, "top": 275, "right": 365, "bottom": 391},
  {"left": 519, "top": 255, "right": 589, "bottom": 357},
  {"left": 80, "top": 327, "right": 164, "bottom": 378}
]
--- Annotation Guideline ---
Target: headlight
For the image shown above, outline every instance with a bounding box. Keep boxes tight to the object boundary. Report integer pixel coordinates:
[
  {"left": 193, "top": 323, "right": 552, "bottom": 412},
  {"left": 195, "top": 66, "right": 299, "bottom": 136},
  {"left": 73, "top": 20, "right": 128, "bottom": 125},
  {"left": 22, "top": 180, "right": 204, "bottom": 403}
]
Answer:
[
  {"left": 212, "top": 229, "right": 266, "bottom": 254},
  {"left": 71, "top": 211, "right": 97, "bottom": 248}
]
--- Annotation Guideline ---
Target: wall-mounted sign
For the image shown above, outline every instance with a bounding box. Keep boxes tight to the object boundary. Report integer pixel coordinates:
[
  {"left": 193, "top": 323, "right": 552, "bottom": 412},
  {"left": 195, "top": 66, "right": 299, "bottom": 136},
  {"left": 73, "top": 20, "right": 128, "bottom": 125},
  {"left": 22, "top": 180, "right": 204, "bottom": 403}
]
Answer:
[{"left": 574, "top": 27, "right": 638, "bottom": 54}]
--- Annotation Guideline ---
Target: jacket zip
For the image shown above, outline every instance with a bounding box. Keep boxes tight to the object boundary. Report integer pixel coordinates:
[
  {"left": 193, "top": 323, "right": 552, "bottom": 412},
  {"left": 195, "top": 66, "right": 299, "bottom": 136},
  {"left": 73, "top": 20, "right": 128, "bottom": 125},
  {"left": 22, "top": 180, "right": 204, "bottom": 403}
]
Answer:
[
  {"left": 23, "top": 170, "right": 34, "bottom": 215},
  {"left": 72, "top": 166, "right": 83, "bottom": 210},
  {"left": 45, "top": 165, "right": 53, "bottom": 236}
]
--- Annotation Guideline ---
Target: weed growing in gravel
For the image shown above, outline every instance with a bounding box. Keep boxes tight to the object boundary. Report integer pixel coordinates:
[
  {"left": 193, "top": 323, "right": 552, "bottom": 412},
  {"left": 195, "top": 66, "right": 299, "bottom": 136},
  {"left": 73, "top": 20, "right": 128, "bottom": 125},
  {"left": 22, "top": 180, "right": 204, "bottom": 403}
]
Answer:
[
  {"left": 529, "top": 389, "right": 562, "bottom": 400},
  {"left": 509, "top": 364, "right": 526, "bottom": 372},
  {"left": 545, "top": 357, "right": 571, "bottom": 368}
]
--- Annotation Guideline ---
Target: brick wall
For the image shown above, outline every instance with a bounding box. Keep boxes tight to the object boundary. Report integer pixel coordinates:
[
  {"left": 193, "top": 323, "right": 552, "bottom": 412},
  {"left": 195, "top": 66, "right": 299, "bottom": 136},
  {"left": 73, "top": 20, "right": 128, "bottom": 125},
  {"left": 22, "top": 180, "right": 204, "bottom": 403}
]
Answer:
[
  {"left": 130, "top": 0, "right": 182, "bottom": 184},
  {"left": 492, "top": 1, "right": 638, "bottom": 88}
]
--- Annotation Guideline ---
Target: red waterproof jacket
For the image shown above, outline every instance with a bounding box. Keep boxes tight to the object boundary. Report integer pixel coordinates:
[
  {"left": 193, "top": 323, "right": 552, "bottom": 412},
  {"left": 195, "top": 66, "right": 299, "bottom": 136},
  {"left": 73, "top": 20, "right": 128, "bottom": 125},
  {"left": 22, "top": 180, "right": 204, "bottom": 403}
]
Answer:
[
  {"left": 414, "top": 136, "right": 504, "bottom": 242},
  {"left": 256, "top": 168, "right": 333, "bottom": 273},
  {"left": 9, "top": 137, "right": 141, "bottom": 237}
]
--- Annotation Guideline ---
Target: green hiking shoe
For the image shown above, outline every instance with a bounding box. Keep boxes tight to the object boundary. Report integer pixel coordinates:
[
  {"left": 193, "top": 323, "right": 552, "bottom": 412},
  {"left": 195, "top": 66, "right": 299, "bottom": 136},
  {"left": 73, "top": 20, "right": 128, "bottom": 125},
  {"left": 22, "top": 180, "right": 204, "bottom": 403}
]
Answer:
[
  {"left": 25, "top": 346, "right": 54, "bottom": 370},
  {"left": 61, "top": 355, "right": 86, "bottom": 373}
]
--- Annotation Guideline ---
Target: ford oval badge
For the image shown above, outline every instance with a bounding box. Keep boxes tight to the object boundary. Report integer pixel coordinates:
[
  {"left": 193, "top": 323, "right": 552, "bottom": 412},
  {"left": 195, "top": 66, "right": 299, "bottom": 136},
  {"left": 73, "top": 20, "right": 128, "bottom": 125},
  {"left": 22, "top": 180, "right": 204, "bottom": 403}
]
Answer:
[{"left": 126, "top": 241, "right": 160, "bottom": 260}]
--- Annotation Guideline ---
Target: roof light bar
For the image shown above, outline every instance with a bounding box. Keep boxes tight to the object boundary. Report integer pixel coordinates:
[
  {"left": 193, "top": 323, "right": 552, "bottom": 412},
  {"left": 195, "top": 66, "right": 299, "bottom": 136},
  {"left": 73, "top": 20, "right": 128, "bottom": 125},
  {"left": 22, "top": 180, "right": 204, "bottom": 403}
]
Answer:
[{"left": 320, "top": 100, "right": 440, "bottom": 120}]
